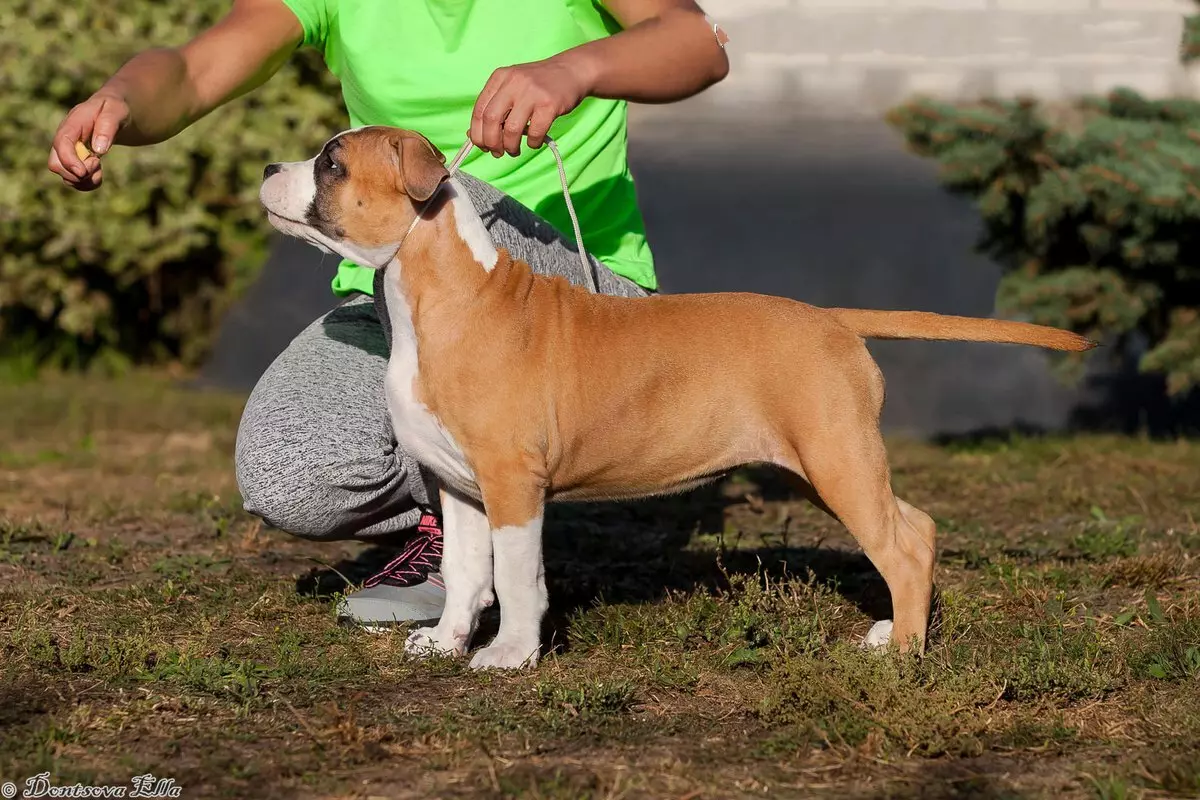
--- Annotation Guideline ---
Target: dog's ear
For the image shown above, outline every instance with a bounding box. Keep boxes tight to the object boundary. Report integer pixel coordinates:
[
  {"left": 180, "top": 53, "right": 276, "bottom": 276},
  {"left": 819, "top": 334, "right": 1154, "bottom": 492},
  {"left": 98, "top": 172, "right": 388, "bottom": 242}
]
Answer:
[{"left": 394, "top": 132, "right": 449, "bottom": 202}]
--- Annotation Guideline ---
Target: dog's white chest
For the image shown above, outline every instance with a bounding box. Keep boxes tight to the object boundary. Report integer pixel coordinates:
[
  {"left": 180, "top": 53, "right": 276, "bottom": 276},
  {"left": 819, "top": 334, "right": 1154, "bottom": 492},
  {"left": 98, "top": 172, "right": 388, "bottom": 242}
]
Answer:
[
  {"left": 382, "top": 278, "right": 480, "bottom": 500},
  {"left": 384, "top": 359, "right": 479, "bottom": 497}
]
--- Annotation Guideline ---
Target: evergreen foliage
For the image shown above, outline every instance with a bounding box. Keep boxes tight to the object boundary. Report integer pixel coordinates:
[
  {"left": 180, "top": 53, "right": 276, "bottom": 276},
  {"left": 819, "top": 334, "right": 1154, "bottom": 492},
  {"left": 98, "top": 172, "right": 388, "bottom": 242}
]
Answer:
[{"left": 889, "top": 6, "right": 1200, "bottom": 397}]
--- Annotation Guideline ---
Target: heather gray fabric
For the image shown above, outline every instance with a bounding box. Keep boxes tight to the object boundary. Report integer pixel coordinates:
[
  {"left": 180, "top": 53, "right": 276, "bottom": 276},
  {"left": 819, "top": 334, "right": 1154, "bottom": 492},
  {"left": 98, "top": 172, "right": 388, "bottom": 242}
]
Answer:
[{"left": 235, "top": 172, "right": 650, "bottom": 541}]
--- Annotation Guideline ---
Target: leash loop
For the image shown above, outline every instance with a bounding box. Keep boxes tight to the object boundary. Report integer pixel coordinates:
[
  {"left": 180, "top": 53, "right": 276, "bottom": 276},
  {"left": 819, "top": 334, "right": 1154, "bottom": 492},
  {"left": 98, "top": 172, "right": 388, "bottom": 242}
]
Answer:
[{"left": 543, "top": 136, "right": 598, "bottom": 293}]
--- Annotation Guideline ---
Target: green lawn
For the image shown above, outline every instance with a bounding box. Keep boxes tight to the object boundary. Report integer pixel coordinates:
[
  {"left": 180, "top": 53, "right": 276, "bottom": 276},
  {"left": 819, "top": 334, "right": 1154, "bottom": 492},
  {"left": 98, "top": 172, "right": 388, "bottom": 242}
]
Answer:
[{"left": 1, "top": 373, "right": 1198, "bottom": 799}]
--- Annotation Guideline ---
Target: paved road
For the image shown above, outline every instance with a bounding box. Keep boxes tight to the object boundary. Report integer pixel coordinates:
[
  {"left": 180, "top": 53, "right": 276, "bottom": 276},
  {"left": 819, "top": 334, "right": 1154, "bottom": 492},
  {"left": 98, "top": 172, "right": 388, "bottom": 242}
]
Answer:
[{"left": 200, "top": 118, "right": 1151, "bottom": 438}]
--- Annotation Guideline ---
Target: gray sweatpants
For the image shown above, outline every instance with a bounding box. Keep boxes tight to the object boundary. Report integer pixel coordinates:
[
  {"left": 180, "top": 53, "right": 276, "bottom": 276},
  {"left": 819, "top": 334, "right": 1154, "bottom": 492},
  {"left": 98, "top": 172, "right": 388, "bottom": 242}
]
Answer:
[{"left": 234, "top": 172, "right": 650, "bottom": 541}]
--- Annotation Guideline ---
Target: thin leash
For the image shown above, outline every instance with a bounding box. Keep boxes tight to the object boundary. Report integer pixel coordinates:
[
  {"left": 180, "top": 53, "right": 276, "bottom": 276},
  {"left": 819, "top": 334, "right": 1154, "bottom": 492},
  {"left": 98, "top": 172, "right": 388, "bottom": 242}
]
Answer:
[{"left": 400, "top": 136, "right": 599, "bottom": 293}]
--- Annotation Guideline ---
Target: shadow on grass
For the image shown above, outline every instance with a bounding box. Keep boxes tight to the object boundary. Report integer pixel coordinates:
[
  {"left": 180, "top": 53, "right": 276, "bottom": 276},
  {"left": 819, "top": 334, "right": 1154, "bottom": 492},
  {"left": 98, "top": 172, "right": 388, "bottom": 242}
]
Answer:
[
  {"left": 862, "top": 758, "right": 1027, "bottom": 800},
  {"left": 294, "top": 466, "right": 893, "bottom": 644}
]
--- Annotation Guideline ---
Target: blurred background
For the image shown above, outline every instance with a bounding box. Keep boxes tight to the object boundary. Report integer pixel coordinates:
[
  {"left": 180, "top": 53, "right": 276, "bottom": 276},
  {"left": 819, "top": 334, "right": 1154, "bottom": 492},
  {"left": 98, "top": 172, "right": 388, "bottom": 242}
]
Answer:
[
  {"left": 6, "top": 5, "right": 1200, "bottom": 791},
  {"left": 5, "top": 0, "right": 1200, "bottom": 438}
]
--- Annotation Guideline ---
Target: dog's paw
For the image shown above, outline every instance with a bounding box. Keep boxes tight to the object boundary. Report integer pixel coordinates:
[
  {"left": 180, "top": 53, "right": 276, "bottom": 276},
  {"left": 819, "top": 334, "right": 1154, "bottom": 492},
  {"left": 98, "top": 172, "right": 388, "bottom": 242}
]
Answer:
[
  {"left": 404, "top": 626, "right": 467, "bottom": 659},
  {"left": 861, "top": 620, "right": 894, "bottom": 650},
  {"left": 468, "top": 640, "right": 539, "bottom": 671}
]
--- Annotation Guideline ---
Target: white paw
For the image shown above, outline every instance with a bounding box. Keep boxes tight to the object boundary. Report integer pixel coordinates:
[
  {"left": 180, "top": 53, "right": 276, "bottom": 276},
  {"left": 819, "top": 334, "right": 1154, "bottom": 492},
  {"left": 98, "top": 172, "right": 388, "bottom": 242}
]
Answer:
[
  {"left": 468, "top": 640, "right": 540, "bottom": 671},
  {"left": 404, "top": 626, "right": 467, "bottom": 659},
  {"left": 862, "top": 619, "right": 894, "bottom": 650}
]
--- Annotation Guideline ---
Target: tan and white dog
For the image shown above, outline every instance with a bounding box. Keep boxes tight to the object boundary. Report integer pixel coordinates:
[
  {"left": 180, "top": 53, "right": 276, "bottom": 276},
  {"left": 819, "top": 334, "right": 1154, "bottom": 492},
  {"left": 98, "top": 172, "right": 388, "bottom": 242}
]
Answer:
[{"left": 260, "top": 126, "right": 1094, "bottom": 670}]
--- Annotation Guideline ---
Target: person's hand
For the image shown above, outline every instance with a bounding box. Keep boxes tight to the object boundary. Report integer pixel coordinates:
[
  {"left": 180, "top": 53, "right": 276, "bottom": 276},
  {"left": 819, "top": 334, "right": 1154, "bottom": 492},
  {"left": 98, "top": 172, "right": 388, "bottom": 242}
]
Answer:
[
  {"left": 470, "top": 57, "right": 592, "bottom": 158},
  {"left": 48, "top": 91, "right": 131, "bottom": 191}
]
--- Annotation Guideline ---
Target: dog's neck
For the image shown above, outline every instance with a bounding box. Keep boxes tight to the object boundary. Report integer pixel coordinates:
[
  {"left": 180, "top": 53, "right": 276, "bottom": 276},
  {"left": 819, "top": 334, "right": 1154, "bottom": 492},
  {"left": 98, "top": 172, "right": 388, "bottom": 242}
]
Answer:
[{"left": 381, "top": 179, "right": 505, "bottom": 358}]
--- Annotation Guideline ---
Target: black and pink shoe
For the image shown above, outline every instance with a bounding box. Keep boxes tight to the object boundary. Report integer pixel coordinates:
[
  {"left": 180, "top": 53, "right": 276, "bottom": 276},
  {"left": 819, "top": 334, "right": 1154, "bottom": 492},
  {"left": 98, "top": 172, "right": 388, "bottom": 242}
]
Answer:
[{"left": 336, "top": 513, "right": 446, "bottom": 631}]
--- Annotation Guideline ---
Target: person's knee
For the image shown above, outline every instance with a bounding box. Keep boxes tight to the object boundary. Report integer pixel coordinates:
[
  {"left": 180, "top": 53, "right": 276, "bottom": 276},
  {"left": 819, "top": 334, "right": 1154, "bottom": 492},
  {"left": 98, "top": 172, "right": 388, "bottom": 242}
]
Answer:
[
  {"left": 236, "top": 442, "right": 338, "bottom": 540},
  {"left": 234, "top": 418, "right": 359, "bottom": 540},
  {"left": 232, "top": 294, "right": 401, "bottom": 540},
  {"left": 235, "top": 417, "right": 417, "bottom": 541}
]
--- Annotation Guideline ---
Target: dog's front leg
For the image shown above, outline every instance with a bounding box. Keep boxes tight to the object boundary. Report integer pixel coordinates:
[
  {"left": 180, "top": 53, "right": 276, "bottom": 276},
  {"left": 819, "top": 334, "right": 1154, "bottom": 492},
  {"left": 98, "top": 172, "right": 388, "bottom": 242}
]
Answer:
[
  {"left": 404, "top": 487, "right": 494, "bottom": 659},
  {"left": 469, "top": 473, "right": 547, "bottom": 671}
]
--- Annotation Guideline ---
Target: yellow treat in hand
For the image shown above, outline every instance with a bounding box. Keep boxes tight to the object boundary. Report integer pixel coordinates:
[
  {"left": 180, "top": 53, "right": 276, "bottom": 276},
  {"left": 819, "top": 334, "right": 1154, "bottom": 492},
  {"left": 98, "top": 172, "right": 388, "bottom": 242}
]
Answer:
[{"left": 74, "top": 141, "right": 93, "bottom": 161}]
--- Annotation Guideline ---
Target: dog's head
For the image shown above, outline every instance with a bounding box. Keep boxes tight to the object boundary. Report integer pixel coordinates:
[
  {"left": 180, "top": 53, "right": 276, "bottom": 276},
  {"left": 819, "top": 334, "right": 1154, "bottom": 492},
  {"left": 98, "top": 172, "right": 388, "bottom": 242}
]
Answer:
[{"left": 259, "top": 126, "right": 450, "bottom": 268}]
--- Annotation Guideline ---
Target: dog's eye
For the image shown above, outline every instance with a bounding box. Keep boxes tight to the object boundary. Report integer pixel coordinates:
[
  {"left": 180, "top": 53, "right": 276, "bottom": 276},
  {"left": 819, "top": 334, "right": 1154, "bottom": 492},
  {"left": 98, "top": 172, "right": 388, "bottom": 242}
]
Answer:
[{"left": 322, "top": 152, "right": 341, "bottom": 173}]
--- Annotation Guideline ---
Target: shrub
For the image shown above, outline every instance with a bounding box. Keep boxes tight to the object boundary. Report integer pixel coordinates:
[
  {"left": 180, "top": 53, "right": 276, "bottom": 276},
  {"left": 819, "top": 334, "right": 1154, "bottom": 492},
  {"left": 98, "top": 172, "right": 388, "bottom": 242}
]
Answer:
[
  {"left": 887, "top": 4, "right": 1200, "bottom": 397},
  {"left": 0, "top": 0, "right": 347, "bottom": 371}
]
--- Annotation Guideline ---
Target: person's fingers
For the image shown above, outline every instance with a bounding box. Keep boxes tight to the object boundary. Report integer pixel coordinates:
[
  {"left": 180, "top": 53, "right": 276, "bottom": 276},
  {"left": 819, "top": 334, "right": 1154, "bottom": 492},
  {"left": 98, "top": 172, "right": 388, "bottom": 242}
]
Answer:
[
  {"left": 52, "top": 119, "right": 89, "bottom": 178},
  {"left": 49, "top": 95, "right": 121, "bottom": 190},
  {"left": 471, "top": 69, "right": 509, "bottom": 153},
  {"left": 78, "top": 167, "right": 104, "bottom": 191},
  {"left": 502, "top": 100, "right": 536, "bottom": 157},
  {"left": 479, "top": 85, "right": 516, "bottom": 157},
  {"left": 91, "top": 96, "right": 127, "bottom": 155},
  {"left": 51, "top": 147, "right": 104, "bottom": 191},
  {"left": 525, "top": 106, "right": 556, "bottom": 151},
  {"left": 48, "top": 147, "right": 75, "bottom": 183}
]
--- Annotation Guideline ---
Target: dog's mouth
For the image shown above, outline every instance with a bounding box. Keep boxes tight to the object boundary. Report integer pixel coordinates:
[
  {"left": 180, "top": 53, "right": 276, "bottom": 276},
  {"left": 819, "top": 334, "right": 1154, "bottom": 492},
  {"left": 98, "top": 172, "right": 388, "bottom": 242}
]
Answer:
[
  {"left": 264, "top": 208, "right": 305, "bottom": 228},
  {"left": 264, "top": 210, "right": 336, "bottom": 256},
  {"left": 261, "top": 193, "right": 403, "bottom": 268}
]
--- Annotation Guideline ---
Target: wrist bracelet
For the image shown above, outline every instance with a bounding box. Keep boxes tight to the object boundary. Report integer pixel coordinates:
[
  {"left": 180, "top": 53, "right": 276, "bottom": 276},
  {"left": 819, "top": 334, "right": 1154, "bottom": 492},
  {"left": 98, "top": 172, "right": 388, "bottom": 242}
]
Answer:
[{"left": 704, "top": 13, "right": 730, "bottom": 50}]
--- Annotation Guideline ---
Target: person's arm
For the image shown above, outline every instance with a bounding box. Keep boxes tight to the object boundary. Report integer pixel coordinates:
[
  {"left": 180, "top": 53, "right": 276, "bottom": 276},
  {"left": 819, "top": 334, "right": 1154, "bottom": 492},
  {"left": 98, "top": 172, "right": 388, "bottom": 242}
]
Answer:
[
  {"left": 48, "top": 0, "right": 303, "bottom": 191},
  {"left": 564, "top": 0, "right": 729, "bottom": 104},
  {"left": 471, "top": 0, "right": 728, "bottom": 157}
]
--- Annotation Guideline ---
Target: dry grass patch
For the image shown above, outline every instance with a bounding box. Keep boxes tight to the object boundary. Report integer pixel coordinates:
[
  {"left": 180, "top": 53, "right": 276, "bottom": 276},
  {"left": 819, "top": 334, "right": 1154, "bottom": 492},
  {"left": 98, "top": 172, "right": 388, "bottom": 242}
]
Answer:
[{"left": 1, "top": 373, "right": 1199, "bottom": 798}]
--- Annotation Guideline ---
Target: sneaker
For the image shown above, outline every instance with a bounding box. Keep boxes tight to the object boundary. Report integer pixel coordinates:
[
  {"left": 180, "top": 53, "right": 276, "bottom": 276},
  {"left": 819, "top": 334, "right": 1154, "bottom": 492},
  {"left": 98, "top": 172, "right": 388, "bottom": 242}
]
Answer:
[{"left": 336, "top": 513, "right": 447, "bottom": 632}]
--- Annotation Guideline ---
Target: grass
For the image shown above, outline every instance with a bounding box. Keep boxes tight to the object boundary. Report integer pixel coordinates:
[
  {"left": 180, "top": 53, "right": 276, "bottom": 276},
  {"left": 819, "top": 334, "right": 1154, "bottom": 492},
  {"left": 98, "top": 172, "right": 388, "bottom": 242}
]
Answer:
[{"left": 1, "top": 372, "right": 1199, "bottom": 798}]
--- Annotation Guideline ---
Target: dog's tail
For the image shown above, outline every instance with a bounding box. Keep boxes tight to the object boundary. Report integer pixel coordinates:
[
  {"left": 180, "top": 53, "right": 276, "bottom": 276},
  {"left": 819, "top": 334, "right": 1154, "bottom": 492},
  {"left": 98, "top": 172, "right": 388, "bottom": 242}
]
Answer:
[{"left": 828, "top": 308, "right": 1096, "bottom": 352}]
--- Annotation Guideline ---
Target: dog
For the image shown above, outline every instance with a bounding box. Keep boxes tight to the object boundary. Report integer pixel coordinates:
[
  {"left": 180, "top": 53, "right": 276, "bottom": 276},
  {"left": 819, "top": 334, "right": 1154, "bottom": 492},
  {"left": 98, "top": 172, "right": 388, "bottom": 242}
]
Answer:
[{"left": 260, "top": 126, "right": 1094, "bottom": 670}]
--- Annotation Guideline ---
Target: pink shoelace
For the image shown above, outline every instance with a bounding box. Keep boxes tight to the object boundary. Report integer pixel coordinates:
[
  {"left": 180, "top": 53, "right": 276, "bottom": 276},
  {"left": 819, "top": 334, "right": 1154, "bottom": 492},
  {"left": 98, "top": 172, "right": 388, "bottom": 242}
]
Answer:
[{"left": 363, "top": 513, "right": 445, "bottom": 590}]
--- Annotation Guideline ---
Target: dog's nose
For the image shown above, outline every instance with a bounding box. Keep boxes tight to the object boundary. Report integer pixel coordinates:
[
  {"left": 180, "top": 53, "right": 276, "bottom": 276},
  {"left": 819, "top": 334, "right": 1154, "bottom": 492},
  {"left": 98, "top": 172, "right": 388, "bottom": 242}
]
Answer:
[{"left": 263, "top": 163, "right": 282, "bottom": 180}]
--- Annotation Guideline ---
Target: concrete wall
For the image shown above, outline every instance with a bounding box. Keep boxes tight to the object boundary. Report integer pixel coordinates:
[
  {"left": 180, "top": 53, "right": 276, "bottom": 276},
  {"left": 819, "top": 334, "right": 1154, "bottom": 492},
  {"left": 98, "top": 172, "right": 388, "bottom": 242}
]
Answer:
[{"left": 684, "top": 0, "right": 1198, "bottom": 117}]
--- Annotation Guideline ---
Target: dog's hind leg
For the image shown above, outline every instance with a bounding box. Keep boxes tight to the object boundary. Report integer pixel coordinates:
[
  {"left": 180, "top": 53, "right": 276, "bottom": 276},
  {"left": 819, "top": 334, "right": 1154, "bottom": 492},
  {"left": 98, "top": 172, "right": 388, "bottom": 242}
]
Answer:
[
  {"left": 785, "top": 443, "right": 935, "bottom": 653},
  {"left": 778, "top": 361, "right": 936, "bottom": 653}
]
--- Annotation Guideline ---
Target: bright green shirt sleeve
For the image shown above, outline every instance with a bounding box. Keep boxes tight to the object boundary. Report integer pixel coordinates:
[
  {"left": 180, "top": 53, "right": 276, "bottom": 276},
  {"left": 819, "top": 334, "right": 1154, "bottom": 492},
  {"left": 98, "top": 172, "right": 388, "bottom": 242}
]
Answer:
[{"left": 278, "top": 0, "right": 335, "bottom": 49}]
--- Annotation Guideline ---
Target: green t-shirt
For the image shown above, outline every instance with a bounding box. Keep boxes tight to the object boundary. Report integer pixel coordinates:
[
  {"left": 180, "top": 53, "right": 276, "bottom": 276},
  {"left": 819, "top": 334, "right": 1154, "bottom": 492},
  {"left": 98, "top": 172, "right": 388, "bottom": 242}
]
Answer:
[{"left": 281, "top": 0, "right": 657, "bottom": 295}]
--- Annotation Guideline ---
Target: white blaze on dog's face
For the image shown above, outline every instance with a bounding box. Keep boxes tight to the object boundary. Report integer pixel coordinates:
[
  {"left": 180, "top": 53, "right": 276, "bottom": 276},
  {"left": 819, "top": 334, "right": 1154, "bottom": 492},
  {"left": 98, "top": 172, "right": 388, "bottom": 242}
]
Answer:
[{"left": 258, "top": 126, "right": 450, "bottom": 268}]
